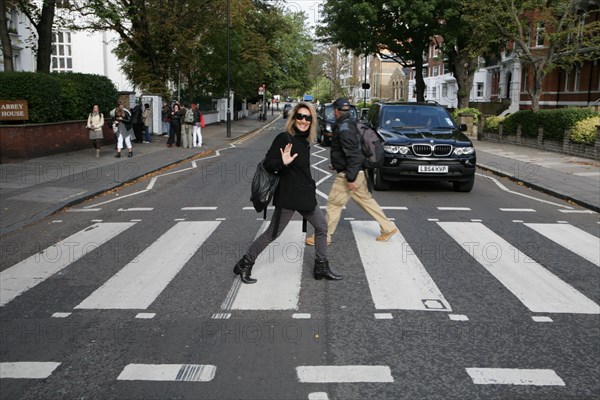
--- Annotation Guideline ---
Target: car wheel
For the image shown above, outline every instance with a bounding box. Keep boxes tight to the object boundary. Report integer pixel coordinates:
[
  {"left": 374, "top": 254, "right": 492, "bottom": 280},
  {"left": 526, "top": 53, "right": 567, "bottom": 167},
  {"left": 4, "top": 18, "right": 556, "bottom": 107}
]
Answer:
[
  {"left": 453, "top": 177, "right": 475, "bottom": 192},
  {"left": 372, "top": 168, "right": 391, "bottom": 191}
]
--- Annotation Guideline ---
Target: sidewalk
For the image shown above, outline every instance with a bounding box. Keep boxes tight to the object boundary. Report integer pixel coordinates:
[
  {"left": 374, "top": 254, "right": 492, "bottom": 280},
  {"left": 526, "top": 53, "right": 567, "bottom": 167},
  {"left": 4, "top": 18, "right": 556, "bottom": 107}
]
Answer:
[
  {"left": 1, "top": 118, "right": 598, "bottom": 235},
  {"left": 0, "top": 113, "right": 281, "bottom": 235}
]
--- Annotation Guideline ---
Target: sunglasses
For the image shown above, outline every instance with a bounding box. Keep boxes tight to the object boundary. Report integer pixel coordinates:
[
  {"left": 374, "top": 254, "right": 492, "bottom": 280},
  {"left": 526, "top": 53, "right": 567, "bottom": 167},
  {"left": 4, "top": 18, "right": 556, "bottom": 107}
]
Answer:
[{"left": 294, "top": 113, "right": 313, "bottom": 122}]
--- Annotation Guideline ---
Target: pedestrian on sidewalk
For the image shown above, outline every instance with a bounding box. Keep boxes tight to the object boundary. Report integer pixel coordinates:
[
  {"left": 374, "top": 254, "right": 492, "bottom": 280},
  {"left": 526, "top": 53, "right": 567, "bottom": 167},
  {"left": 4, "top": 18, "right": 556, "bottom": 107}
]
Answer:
[
  {"left": 233, "top": 102, "right": 342, "bottom": 284},
  {"left": 192, "top": 103, "right": 203, "bottom": 147},
  {"left": 130, "top": 100, "right": 144, "bottom": 143},
  {"left": 161, "top": 102, "right": 170, "bottom": 136},
  {"left": 305, "top": 98, "right": 397, "bottom": 246},
  {"left": 181, "top": 102, "right": 194, "bottom": 148},
  {"left": 114, "top": 103, "right": 134, "bottom": 158},
  {"left": 142, "top": 103, "right": 152, "bottom": 143},
  {"left": 167, "top": 103, "right": 183, "bottom": 147},
  {"left": 86, "top": 104, "right": 104, "bottom": 158}
]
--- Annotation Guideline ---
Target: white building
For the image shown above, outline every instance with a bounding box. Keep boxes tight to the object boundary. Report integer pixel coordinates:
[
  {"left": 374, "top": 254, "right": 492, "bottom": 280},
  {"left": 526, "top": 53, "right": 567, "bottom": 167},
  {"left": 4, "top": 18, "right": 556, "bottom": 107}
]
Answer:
[{"left": 1, "top": 6, "right": 134, "bottom": 92}]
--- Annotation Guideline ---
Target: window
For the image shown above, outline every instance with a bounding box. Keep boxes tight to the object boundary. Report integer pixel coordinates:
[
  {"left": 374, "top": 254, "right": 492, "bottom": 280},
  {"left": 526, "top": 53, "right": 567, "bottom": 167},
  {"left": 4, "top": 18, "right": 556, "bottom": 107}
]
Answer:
[
  {"left": 51, "top": 31, "right": 73, "bottom": 72},
  {"left": 476, "top": 82, "right": 484, "bottom": 97},
  {"left": 536, "top": 22, "right": 545, "bottom": 47},
  {"left": 574, "top": 65, "right": 581, "bottom": 91},
  {"left": 433, "top": 65, "right": 439, "bottom": 77},
  {"left": 442, "top": 83, "right": 448, "bottom": 98},
  {"left": 431, "top": 86, "right": 437, "bottom": 99}
]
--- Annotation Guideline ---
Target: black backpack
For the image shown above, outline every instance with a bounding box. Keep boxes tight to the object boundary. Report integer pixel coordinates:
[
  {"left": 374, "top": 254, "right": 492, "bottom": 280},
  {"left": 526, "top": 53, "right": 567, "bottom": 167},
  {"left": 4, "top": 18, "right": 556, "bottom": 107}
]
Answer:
[{"left": 356, "top": 121, "right": 385, "bottom": 169}]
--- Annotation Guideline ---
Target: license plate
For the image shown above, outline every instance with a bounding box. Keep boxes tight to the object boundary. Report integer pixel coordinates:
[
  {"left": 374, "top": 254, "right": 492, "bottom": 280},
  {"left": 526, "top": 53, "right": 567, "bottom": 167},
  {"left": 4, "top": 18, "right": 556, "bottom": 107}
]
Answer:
[{"left": 418, "top": 165, "right": 449, "bottom": 173}]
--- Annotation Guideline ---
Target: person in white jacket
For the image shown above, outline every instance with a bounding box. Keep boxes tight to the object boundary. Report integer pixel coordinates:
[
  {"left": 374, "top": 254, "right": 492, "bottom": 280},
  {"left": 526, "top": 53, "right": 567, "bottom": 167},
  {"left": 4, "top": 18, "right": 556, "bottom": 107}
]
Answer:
[{"left": 86, "top": 104, "right": 104, "bottom": 158}]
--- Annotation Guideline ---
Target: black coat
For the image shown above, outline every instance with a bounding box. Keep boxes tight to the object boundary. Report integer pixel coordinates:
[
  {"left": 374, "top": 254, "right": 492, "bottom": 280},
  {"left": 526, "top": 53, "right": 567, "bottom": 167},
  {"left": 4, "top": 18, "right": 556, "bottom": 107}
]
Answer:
[
  {"left": 330, "top": 113, "right": 363, "bottom": 182},
  {"left": 264, "top": 131, "right": 316, "bottom": 212}
]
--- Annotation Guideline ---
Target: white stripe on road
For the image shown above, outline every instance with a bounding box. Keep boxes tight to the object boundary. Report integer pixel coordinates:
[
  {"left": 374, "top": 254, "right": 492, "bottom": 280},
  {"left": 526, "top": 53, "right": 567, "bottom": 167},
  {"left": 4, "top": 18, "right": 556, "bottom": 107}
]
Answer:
[
  {"left": 465, "top": 368, "right": 565, "bottom": 386},
  {"left": 117, "top": 207, "right": 154, "bottom": 212},
  {"left": 229, "top": 221, "right": 304, "bottom": 310},
  {"left": 296, "top": 365, "right": 394, "bottom": 383},
  {"left": 117, "top": 364, "right": 216, "bottom": 382},
  {"left": 499, "top": 208, "right": 536, "bottom": 212},
  {"left": 437, "top": 207, "right": 471, "bottom": 211},
  {"left": 0, "top": 362, "right": 61, "bottom": 379},
  {"left": 438, "top": 222, "right": 600, "bottom": 314},
  {"left": 0, "top": 223, "right": 135, "bottom": 307},
  {"left": 524, "top": 223, "right": 600, "bottom": 266},
  {"left": 351, "top": 221, "right": 452, "bottom": 312},
  {"left": 181, "top": 207, "right": 218, "bottom": 211},
  {"left": 75, "top": 221, "right": 220, "bottom": 309}
]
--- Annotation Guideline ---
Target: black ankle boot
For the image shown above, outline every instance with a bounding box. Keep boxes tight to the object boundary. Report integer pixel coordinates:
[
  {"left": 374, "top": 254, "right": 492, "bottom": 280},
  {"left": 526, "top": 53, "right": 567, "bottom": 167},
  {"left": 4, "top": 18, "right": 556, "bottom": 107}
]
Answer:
[
  {"left": 314, "top": 259, "right": 342, "bottom": 281},
  {"left": 233, "top": 255, "right": 257, "bottom": 284}
]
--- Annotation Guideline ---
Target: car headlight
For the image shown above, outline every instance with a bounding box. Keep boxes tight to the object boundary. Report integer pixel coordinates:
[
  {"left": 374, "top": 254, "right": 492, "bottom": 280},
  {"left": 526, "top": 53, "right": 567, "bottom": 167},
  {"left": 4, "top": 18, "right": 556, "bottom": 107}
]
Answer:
[
  {"left": 384, "top": 145, "right": 409, "bottom": 155},
  {"left": 325, "top": 124, "right": 333, "bottom": 133},
  {"left": 453, "top": 146, "right": 475, "bottom": 156}
]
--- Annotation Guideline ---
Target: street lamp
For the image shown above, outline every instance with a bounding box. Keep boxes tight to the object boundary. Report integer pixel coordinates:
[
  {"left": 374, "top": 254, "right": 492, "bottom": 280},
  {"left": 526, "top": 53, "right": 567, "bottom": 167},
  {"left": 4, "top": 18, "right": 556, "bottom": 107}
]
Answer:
[{"left": 226, "top": 0, "right": 231, "bottom": 138}]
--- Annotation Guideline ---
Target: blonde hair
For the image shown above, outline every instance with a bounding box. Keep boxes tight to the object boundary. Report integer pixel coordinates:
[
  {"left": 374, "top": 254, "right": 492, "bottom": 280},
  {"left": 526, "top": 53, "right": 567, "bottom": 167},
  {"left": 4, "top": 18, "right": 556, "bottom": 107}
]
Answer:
[{"left": 284, "top": 102, "right": 317, "bottom": 144}]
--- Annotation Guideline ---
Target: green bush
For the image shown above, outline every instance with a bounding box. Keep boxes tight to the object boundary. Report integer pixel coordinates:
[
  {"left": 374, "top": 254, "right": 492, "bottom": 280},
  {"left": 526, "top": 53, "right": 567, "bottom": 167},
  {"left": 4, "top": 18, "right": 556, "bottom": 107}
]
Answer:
[
  {"left": 501, "top": 108, "right": 598, "bottom": 139},
  {"left": 570, "top": 116, "right": 599, "bottom": 144},
  {"left": 0, "top": 71, "right": 118, "bottom": 123},
  {"left": 452, "top": 107, "right": 482, "bottom": 125},
  {"left": 484, "top": 115, "right": 505, "bottom": 133}
]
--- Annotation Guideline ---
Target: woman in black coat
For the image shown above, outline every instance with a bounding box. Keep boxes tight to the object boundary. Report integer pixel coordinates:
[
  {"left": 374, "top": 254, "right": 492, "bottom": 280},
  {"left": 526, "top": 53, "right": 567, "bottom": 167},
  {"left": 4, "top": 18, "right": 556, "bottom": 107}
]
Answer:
[
  {"left": 233, "top": 102, "right": 342, "bottom": 284},
  {"left": 167, "top": 103, "right": 183, "bottom": 147}
]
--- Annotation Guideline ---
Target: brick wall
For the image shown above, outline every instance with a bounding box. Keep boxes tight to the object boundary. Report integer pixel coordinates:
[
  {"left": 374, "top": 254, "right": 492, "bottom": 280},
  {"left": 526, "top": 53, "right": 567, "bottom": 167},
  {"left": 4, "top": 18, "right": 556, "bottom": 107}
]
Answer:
[{"left": 0, "top": 121, "right": 114, "bottom": 163}]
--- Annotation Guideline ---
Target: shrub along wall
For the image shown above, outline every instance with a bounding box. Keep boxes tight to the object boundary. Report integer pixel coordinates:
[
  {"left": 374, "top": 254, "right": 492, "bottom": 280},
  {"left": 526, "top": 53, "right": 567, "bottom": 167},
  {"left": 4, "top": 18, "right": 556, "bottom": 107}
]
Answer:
[{"left": 0, "top": 71, "right": 118, "bottom": 123}]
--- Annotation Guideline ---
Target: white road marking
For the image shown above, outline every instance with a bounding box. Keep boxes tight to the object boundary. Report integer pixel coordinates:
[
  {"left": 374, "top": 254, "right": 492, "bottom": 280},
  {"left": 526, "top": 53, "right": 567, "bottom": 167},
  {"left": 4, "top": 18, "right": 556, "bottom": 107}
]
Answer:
[
  {"left": 117, "top": 364, "right": 216, "bottom": 382},
  {"left": 524, "top": 223, "right": 600, "bottom": 266},
  {"left": 532, "top": 316, "right": 553, "bottom": 322},
  {"left": 374, "top": 313, "right": 393, "bottom": 319},
  {"left": 75, "top": 221, "right": 220, "bottom": 309},
  {"left": 52, "top": 312, "right": 71, "bottom": 318},
  {"left": 437, "top": 207, "right": 471, "bottom": 211},
  {"left": 117, "top": 207, "right": 154, "bottom": 212},
  {"left": 0, "top": 362, "right": 61, "bottom": 379},
  {"left": 449, "top": 314, "right": 469, "bottom": 321},
  {"left": 181, "top": 207, "right": 218, "bottom": 210},
  {"left": 67, "top": 208, "right": 101, "bottom": 212},
  {"left": 499, "top": 208, "right": 536, "bottom": 212},
  {"left": 465, "top": 368, "right": 565, "bottom": 386},
  {"left": 438, "top": 222, "right": 600, "bottom": 314},
  {"left": 229, "top": 221, "right": 304, "bottom": 310},
  {"left": 296, "top": 365, "right": 394, "bottom": 383},
  {"left": 351, "top": 221, "right": 452, "bottom": 312},
  {"left": 0, "top": 222, "right": 135, "bottom": 307},
  {"left": 308, "top": 393, "right": 329, "bottom": 400},
  {"left": 292, "top": 313, "right": 312, "bottom": 319},
  {"left": 135, "top": 313, "right": 156, "bottom": 319}
]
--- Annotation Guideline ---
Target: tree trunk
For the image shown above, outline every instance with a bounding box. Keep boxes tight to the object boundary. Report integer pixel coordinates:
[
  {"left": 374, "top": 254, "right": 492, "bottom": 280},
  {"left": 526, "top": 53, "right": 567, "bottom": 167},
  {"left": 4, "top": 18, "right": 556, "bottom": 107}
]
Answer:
[
  {"left": 530, "top": 66, "right": 544, "bottom": 112},
  {"left": 35, "top": 0, "right": 57, "bottom": 73},
  {"left": 0, "top": 0, "right": 14, "bottom": 71},
  {"left": 413, "top": 56, "right": 426, "bottom": 103},
  {"left": 452, "top": 52, "right": 477, "bottom": 109}
]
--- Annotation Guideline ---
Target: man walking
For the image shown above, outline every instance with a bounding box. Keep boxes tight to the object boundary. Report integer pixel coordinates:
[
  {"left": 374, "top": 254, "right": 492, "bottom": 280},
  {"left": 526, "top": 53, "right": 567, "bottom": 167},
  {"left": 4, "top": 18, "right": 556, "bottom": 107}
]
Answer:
[{"left": 306, "top": 98, "right": 397, "bottom": 245}]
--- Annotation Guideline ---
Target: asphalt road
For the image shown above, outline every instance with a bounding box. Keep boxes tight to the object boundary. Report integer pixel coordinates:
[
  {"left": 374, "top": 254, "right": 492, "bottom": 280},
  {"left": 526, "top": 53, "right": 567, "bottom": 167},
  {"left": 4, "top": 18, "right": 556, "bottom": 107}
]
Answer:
[{"left": 1, "top": 118, "right": 599, "bottom": 399}]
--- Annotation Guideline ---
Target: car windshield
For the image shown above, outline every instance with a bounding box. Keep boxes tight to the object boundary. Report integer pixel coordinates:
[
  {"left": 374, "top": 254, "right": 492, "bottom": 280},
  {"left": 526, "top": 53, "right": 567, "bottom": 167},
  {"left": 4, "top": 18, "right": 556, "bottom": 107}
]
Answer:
[{"left": 380, "top": 106, "right": 456, "bottom": 130}]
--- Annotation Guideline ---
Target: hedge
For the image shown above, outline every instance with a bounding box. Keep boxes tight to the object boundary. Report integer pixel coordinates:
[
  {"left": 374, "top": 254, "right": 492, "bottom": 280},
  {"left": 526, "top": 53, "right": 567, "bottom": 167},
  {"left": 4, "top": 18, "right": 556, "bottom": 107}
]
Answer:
[
  {"left": 0, "top": 71, "right": 118, "bottom": 123},
  {"left": 501, "top": 108, "right": 598, "bottom": 140}
]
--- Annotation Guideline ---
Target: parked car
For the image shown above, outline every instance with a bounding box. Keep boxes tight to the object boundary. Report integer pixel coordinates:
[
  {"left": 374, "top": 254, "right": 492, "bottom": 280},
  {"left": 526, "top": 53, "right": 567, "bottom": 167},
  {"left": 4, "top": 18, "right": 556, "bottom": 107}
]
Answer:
[
  {"left": 364, "top": 102, "right": 476, "bottom": 192},
  {"left": 316, "top": 102, "right": 358, "bottom": 146},
  {"left": 282, "top": 103, "right": 293, "bottom": 119}
]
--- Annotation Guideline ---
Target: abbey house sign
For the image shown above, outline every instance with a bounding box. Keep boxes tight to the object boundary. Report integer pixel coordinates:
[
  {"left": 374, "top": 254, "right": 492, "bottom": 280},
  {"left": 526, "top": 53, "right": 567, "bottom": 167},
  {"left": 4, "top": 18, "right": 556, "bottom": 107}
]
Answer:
[{"left": 0, "top": 100, "right": 29, "bottom": 121}]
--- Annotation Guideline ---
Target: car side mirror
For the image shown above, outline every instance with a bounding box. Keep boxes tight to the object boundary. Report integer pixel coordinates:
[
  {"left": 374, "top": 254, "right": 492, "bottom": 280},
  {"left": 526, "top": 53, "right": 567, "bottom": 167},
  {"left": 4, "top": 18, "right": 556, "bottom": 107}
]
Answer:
[{"left": 459, "top": 124, "right": 468, "bottom": 131}]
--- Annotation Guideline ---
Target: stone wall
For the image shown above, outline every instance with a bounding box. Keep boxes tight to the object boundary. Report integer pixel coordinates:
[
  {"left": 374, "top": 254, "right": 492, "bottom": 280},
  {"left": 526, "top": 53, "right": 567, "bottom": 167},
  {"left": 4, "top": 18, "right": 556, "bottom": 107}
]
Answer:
[{"left": 479, "top": 123, "right": 600, "bottom": 161}]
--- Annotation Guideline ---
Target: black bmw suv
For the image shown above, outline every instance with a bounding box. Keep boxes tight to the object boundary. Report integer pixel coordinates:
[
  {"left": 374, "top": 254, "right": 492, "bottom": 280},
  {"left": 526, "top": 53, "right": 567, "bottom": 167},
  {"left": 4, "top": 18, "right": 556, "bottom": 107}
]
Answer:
[{"left": 364, "top": 102, "right": 476, "bottom": 192}]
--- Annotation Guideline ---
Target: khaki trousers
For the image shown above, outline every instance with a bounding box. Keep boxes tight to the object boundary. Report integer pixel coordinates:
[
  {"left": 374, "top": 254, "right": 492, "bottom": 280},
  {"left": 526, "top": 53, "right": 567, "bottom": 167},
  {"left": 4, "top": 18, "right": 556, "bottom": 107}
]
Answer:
[{"left": 325, "top": 171, "right": 395, "bottom": 240}]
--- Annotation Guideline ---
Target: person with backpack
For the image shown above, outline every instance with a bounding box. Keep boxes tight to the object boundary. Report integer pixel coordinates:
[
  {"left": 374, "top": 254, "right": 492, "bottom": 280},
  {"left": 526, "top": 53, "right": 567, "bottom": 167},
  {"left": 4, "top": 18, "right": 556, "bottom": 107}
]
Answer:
[
  {"left": 181, "top": 102, "right": 194, "bottom": 148},
  {"left": 233, "top": 102, "right": 342, "bottom": 284},
  {"left": 305, "top": 98, "right": 397, "bottom": 246}
]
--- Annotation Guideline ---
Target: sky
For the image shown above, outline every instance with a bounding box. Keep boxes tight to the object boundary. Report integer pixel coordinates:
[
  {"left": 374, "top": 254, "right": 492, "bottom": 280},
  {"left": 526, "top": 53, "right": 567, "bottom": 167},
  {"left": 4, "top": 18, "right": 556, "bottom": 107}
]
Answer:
[{"left": 281, "top": 0, "right": 323, "bottom": 35}]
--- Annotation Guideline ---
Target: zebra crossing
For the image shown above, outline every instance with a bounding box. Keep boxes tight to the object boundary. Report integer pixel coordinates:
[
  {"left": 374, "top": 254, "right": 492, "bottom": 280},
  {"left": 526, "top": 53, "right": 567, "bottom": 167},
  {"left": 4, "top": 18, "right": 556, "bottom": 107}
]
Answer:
[{"left": 1, "top": 217, "right": 598, "bottom": 318}]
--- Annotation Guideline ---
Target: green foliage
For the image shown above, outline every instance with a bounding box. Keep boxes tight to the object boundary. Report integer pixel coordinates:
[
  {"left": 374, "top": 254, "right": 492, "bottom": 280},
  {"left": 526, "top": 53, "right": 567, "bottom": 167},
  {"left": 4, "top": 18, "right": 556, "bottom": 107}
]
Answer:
[
  {"left": 570, "top": 116, "right": 600, "bottom": 144},
  {"left": 501, "top": 108, "right": 598, "bottom": 140},
  {"left": 0, "top": 72, "right": 118, "bottom": 123},
  {"left": 452, "top": 107, "right": 482, "bottom": 124},
  {"left": 484, "top": 115, "right": 506, "bottom": 133}
]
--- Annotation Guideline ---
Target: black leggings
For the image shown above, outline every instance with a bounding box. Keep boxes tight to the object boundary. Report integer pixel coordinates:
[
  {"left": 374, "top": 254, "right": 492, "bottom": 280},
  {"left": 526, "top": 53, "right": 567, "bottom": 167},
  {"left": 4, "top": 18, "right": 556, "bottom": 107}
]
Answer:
[{"left": 245, "top": 206, "right": 328, "bottom": 262}]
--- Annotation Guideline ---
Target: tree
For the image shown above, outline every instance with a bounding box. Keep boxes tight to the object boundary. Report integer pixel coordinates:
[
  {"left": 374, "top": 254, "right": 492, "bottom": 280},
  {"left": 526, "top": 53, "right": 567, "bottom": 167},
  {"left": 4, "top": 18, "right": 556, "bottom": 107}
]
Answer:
[
  {"left": 439, "top": 0, "right": 504, "bottom": 108},
  {"left": 0, "top": 0, "right": 15, "bottom": 71},
  {"left": 473, "top": 0, "right": 600, "bottom": 111},
  {"left": 8, "top": 0, "right": 60, "bottom": 73},
  {"left": 319, "top": 0, "right": 445, "bottom": 102}
]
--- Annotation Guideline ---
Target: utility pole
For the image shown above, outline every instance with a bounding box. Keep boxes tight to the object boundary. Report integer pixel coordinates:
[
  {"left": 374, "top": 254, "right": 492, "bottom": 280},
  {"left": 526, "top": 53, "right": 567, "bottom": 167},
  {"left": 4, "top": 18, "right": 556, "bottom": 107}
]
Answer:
[{"left": 226, "top": 0, "right": 231, "bottom": 138}]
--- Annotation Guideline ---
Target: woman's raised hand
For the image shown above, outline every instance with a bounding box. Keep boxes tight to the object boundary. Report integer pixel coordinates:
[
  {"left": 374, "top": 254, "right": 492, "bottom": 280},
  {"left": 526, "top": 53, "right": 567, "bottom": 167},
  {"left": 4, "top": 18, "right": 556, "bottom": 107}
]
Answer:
[{"left": 280, "top": 143, "right": 298, "bottom": 166}]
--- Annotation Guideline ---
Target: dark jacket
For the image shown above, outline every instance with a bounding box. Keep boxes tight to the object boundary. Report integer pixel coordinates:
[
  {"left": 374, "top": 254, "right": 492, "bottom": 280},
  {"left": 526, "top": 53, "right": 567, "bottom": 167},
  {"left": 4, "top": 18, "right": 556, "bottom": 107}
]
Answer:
[
  {"left": 330, "top": 113, "right": 363, "bottom": 182},
  {"left": 264, "top": 131, "right": 317, "bottom": 212}
]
